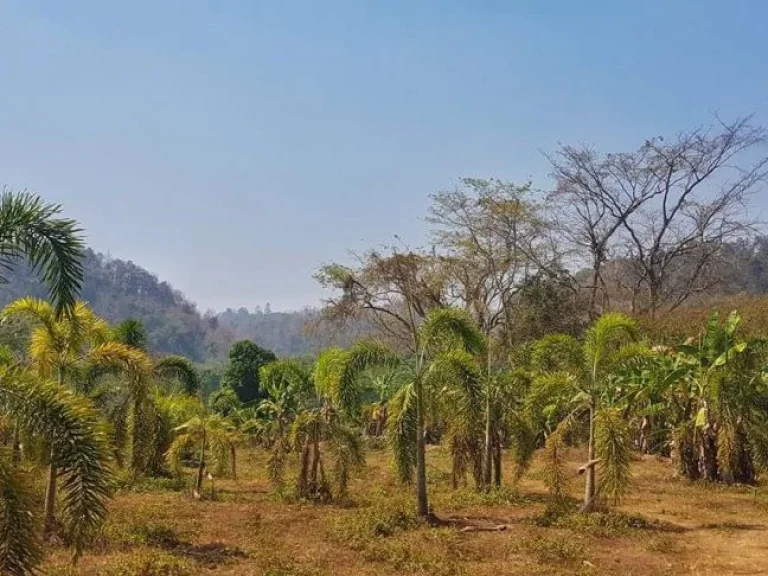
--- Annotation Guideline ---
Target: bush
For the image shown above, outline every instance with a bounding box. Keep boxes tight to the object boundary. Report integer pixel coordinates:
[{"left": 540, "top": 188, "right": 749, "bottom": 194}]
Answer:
[{"left": 328, "top": 489, "right": 417, "bottom": 548}]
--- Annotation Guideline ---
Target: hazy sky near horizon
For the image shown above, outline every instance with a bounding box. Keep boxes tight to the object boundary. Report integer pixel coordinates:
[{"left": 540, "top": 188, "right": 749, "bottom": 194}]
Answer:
[{"left": 1, "top": 1, "right": 767, "bottom": 312}]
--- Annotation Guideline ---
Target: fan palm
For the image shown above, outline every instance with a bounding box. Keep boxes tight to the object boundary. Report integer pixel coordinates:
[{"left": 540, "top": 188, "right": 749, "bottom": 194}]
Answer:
[{"left": 0, "top": 190, "right": 84, "bottom": 317}]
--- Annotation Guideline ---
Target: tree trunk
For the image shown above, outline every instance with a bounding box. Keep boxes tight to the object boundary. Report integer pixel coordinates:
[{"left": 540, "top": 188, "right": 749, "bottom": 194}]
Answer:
[
  {"left": 483, "top": 394, "right": 493, "bottom": 490},
  {"left": 310, "top": 439, "right": 321, "bottom": 489},
  {"left": 415, "top": 379, "right": 429, "bottom": 519},
  {"left": 194, "top": 431, "right": 207, "bottom": 498},
  {"left": 230, "top": 444, "right": 237, "bottom": 481},
  {"left": 43, "top": 447, "right": 57, "bottom": 537},
  {"left": 582, "top": 404, "right": 597, "bottom": 512},
  {"left": 589, "top": 262, "right": 601, "bottom": 319},
  {"left": 493, "top": 434, "right": 502, "bottom": 488},
  {"left": 298, "top": 443, "right": 311, "bottom": 495}
]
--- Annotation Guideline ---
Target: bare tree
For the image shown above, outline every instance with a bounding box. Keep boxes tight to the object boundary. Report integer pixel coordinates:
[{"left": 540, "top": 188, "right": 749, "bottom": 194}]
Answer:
[
  {"left": 314, "top": 248, "right": 447, "bottom": 352},
  {"left": 549, "top": 116, "right": 767, "bottom": 318},
  {"left": 616, "top": 118, "right": 766, "bottom": 317},
  {"left": 547, "top": 143, "right": 660, "bottom": 316}
]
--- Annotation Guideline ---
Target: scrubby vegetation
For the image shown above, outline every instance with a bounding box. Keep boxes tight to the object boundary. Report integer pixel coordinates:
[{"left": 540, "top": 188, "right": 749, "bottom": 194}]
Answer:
[{"left": 3, "top": 115, "right": 768, "bottom": 574}]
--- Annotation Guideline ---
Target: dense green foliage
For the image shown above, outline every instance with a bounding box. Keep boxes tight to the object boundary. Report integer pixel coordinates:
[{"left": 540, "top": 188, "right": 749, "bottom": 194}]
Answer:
[{"left": 221, "top": 340, "right": 277, "bottom": 404}]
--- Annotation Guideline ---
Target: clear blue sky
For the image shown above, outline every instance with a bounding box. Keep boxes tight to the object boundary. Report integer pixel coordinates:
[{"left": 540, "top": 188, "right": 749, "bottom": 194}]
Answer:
[{"left": 1, "top": 1, "right": 766, "bottom": 311}]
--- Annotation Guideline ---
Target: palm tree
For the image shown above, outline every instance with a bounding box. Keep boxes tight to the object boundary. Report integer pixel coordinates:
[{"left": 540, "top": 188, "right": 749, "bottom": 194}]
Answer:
[
  {"left": 0, "top": 298, "right": 153, "bottom": 533},
  {"left": 480, "top": 367, "right": 535, "bottom": 489},
  {"left": 327, "top": 308, "right": 484, "bottom": 519},
  {"left": 0, "top": 366, "right": 112, "bottom": 574},
  {"left": 537, "top": 313, "right": 638, "bottom": 511},
  {"left": 248, "top": 360, "right": 313, "bottom": 486},
  {"left": 166, "top": 401, "right": 241, "bottom": 498},
  {"left": 0, "top": 190, "right": 84, "bottom": 317},
  {"left": 253, "top": 355, "right": 370, "bottom": 501}
]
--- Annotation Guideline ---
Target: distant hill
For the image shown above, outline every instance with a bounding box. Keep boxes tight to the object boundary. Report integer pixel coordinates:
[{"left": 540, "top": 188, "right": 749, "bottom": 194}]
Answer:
[{"left": 0, "top": 249, "right": 333, "bottom": 361}]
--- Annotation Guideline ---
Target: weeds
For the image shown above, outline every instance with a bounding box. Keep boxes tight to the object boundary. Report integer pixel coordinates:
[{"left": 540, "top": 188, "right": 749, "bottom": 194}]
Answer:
[
  {"left": 517, "top": 535, "right": 586, "bottom": 565},
  {"left": 94, "top": 550, "right": 192, "bottom": 576}
]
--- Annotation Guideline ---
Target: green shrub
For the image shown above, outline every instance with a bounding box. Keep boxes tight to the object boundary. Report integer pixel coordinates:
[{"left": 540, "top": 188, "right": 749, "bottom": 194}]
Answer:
[
  {"left": 328, "top": 489, "right": 417, "bottom": 548},
  {"left": 114, "top": 472, "right": 188, "bottom": 494}
]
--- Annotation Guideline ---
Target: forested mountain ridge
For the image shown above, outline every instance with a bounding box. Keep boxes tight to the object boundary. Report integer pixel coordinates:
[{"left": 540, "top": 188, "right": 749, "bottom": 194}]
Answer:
[{"left": 0, "top": 248, "right": 326, "bottom": 360}]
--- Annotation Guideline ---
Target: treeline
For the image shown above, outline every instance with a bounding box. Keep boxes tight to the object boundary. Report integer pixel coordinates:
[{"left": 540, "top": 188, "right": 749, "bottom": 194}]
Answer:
[{"left": 317, "top": 117, "right": 768, "bottom": 347}]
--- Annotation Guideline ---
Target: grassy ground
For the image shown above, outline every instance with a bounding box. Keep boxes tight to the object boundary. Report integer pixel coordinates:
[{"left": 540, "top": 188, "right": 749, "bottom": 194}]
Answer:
[{"left": 43, "top": 445, "right": 768, "bottom": 575}]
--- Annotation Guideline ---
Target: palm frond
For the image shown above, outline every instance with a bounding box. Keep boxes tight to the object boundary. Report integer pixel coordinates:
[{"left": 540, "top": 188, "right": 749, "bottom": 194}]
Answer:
[
  {"left": 583, "top": 312, "right": 636, "bottom": 379},
  {"left": 595, "top": 407, "right": 631, "bottom": 504},
  {"left": 424, "top": 349, "right": 482, "bottom": 436},
  {"left": 531, "top": 333, "right": 582, "bottom": 374},
  {"left": 314, "top": 342, "right": 395, "bottom": 418},
  {"left": 0, "top": 451, "right": 42, "bottom": 576},
  {"left": 543, "top": 415, "right": 574, "bottom": 501},
  {"left": 387, "top": 383, "right": 418, "bottom": 484},
  {"left": 420, "top": 307, "right": 485, "bottom": 357},
  {"left": 326, "top": 420, "right": 365, "bottom": 498},
  {"left": 0, "top": 191, "right": 84, "bottom": 317},
  {"left": 154, "top": 356, "right": 200, "bottom": 396},
  {"left": 0, "top": 371, "right": 113, "bottom": 559}
]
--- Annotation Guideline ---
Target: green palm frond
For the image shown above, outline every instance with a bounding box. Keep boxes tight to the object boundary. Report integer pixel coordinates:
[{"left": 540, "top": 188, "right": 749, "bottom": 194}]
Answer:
[
  {"left": 424, "top": 349, "right": 482, "bottom": 435},
  {"left": 594, "top": 407, "right": 631, "bottom": 504},
  {"left": 531, "top": 333, "right": 582, "bottom": 374},
  {"left": 154, "top": 356, "right": 200, "bottom": 396},
  {"left": 314, "top": 341, "right": 395, "bottom": 418},
  {"left": 543, "top": 415, "right": 574, "bottom": 501},
  {"left": 583, "top": 312, "right": 636, "bottom": 379},
  {"left": 88, "top": 342, "right": 154, "bottom": 379},
  {"left": 326, "top": 420, "right": 365, "bottom": 498},
  {"left": 387, "top": 383, "right": 418, "bottom": 484},
  {"left": 420, "top": 307, "right": 486, "bottom": 357},
  {"left": 0, "top": 451, "right": 42, "bottom": 576},
  {"left": 166, "top": 432, "right": 194, "bottom": 477},
  {"left": 0, "top": 191, "right": 84, "bottom": 317},
  {"left": 507, "top": 414, "right": 538, "bottom": 481},
  {"left": 0, "top": 372, "right": 113, "bottom": 559},
  {"left": 260, "top": 359, "right": 313, "bottom": 402}
]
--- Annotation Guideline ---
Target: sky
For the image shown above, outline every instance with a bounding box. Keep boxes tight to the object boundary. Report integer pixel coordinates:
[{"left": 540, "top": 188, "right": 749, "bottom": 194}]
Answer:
[{"left": 0, "top": 1, "right": 766, "bottom": 312}]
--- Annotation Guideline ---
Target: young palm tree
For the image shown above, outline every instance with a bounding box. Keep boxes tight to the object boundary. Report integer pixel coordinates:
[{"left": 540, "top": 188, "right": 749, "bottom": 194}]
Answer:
[
  {"left": 327, "top": 308, "right": 484, "bottom": 519},
  {"left": 480, "top": 367, "right": 535, "bottom": 489},
  {"left": 248, "top": 360, "right": 313, "bottom": 486},
  {"left": 253, "top": 354, "right": 371, "bottom": 501},
  {"left": 0, "top": 190, "right": 84, "bottom": 317},
  {"left": 0, "top": 366, "right": 112, "bottom": 574},
  {"left": 166, "top": 401, "right": 241, "bottom": 498},
  {"left": 537, "top": 313, "right": 638, "bottom": 511}
]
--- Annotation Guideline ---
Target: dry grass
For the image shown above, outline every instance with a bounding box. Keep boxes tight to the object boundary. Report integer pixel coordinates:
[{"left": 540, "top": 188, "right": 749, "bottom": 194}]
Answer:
[{"left": 42, "top": 445, "right": 768, "bottom": 575}]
